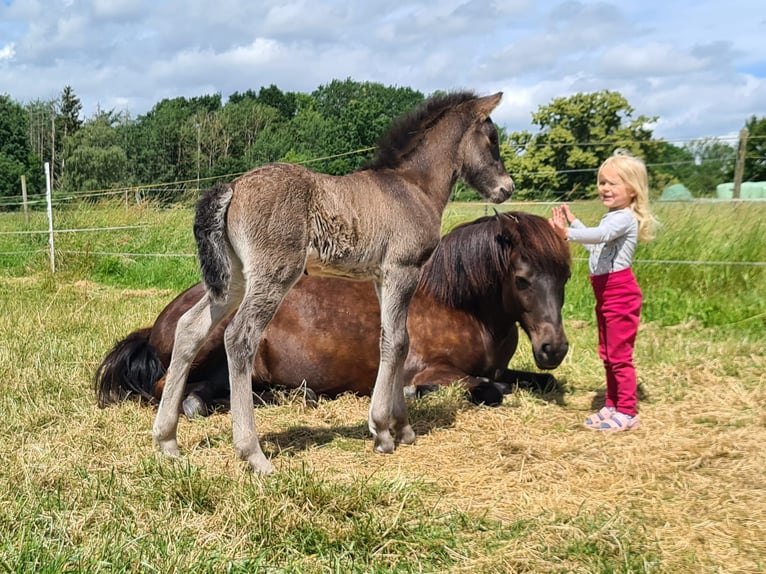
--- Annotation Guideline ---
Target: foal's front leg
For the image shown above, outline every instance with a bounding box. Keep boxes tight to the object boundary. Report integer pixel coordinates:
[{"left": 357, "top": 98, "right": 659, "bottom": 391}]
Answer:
[{"left": 369, "top": 269, "right": 419, "bottom": 453}]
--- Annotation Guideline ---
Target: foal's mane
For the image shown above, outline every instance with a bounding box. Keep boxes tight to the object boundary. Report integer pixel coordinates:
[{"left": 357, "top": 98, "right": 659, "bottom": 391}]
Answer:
[
  {"left": 418, "top": 212, "right": 571, "bottom": 310},
  {"left": 361, "top": 91, "right": 480, "bottom": 171}
]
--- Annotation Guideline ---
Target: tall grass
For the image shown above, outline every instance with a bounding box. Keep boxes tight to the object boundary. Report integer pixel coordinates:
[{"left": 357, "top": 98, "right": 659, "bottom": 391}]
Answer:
[{"left": 2, "top": 200, "right": 765, "bottom": 334}]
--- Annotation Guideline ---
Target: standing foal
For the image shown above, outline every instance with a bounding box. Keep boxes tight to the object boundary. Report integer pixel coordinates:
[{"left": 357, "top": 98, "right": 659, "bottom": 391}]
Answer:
[{"left": 152, "top": 92, "right": 514, "bottom": 473}]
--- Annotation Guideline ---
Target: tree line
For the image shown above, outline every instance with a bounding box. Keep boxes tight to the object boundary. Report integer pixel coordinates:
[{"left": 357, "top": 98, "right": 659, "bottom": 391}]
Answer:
[{"left": 1, "top": 78, "right": 764, "bottom": 206}]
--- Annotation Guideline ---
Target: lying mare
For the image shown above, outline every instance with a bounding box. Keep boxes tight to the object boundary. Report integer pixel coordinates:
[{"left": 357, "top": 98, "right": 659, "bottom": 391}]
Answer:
[
  {"left": 96, "top": 211, "right": 570, "bottom": 417},
  {"left": 150, "top": 92, "right": 513, "bottom": 473}
]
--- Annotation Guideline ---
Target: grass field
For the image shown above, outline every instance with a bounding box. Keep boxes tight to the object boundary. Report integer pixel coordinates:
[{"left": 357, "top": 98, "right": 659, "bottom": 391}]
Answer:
[{"left": 0, "top": 200, "right": 764, "bottom": 572}]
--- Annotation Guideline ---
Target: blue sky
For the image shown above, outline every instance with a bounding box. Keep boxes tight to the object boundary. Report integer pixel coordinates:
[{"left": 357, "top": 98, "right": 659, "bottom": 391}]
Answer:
[{"left": 1, "top": 0, "right": 764, "bottom": 143}]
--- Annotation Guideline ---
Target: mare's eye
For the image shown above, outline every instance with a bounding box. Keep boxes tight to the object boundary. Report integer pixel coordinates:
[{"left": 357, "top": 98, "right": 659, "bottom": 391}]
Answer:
[{"left": 515, "top": 277, "right": 530, "bottom": 290}]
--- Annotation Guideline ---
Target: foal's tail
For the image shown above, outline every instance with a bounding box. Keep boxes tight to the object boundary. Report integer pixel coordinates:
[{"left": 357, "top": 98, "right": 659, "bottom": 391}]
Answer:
[
  {"left": 194, "top": 183, "right": 235, "bottom": 301},
  {"left": 94, "top": 328, "right": 166, "bottom": 407}
]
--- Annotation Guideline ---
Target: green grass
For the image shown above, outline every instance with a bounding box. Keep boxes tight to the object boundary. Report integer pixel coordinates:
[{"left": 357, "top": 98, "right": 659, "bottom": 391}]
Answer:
[
  {"left": 0, "top": 458, "right": 484, "bottom": 573},
  {"left": 0, "top": 201, "right": 200, "bottom": 291}
]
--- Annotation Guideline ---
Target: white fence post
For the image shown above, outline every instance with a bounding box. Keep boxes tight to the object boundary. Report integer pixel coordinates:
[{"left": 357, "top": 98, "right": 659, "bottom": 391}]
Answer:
[{"left": 45, "top": 162, "right": 55, "bottom": 273}]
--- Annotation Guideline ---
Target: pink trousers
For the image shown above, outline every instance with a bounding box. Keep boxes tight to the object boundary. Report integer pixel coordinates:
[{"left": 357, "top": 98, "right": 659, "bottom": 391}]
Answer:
[{"left": 590, "top": 268, "right": 642, "bottom": 417}]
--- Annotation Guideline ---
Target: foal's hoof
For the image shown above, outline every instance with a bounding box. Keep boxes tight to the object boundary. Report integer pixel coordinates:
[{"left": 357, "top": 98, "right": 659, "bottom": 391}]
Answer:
[
  {"left": 248, "top": 456, "right": 275, "bottom": 475},
  {"left": 182, "top": 394, "right": 210, "bottom": 419},
  {"left": 374, "top": 432, "right": 396, "bottom": 454},
  {"left": 397, "top": 424, "right": 416, "bottom": 446},
  {"left": 156, "top": 439, "right": 181, "bottom": 459}
]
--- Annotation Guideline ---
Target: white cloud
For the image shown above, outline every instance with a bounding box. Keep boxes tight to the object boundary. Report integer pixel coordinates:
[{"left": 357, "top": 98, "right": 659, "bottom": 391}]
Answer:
[
  {"left": 600, "top": 43, "right": 709, "bottom": 77},
  {"left": 0, "top": 0, "right": 763, "bottom": 141},
  {"left": 0, "top": 43, "right": 15, "bottom": 61}
]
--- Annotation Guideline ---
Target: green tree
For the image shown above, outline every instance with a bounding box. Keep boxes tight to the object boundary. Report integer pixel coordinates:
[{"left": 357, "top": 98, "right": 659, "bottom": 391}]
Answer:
[
  {"left": 0, "top": 94, "right": 42, "bottom": 202},
  {"left": 280, "top": 106, "right": 333, "bottom": 166},
  {"left": 682, "top": 139, "right": 736, "bottom": 196},
  {"left": 217, "top": 99, "right": 284, "bottom": 174},
  {"left": 642, "top": 140, "right": 694, "bottom": 197},
  {"left": 309, "top": 79, "right": 424, "bottom": 174},
  {"left": 58, "top": 86, "right": 83, "bottom": 140},
  {"left": 125, "top": 94, "right": 222, "bottom": 192},
  {"left": 54, "top": 86, "right": 84, "bottom": 190},
  {"left": 255, "top": 84, "right": 298, "bottom": 120},
  {"left": 227, "top": 85, "right": 298, "bottom": 121},
  {"left": 25, "top": 99, "right": 56, "bottom": 169},
  {"left": 0, "top": 94, "right": 29, "bottom": 163},
  {"left": 60, "top": 110, "right": 128, "bottom": 194},
  {"left": 743, "top": 116, "right": 766, "bottom": 182},
  {"left": 502, "top": 91, "right": 656, "bottom": 199}
]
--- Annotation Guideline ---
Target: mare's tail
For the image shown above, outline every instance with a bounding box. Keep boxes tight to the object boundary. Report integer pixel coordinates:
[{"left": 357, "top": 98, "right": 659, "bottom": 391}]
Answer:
[
  {"left": 194, "top": 183, "right": 234, "bottom": 301},
  {"left": 94, "top": 328, "right": 166, "bottom": 407}
]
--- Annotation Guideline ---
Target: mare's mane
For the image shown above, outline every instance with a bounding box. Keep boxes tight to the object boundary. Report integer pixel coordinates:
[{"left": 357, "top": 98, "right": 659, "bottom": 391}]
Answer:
[
  {"left": 361, "top": 91, "right": 480, "bottom": 171},
  {"left": 418, "top": 211, "right": 571, "bottom": 310}
]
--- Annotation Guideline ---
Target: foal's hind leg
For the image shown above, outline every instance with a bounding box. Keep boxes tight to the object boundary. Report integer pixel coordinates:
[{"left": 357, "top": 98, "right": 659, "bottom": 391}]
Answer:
[
  {"left": 225, "top": 272, "right": 301, "bottom": 474},
  {"left": 153, "top": 294, "right": 232, "bottom": 456},
  {"left": 369, "top": 268, "right": 420, "bottom": 453}
]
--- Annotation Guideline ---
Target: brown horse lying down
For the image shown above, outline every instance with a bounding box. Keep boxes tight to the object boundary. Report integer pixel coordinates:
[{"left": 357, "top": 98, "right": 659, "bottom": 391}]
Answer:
[{"left": 96, "top": 211, "right": 570, "bottom": 415}]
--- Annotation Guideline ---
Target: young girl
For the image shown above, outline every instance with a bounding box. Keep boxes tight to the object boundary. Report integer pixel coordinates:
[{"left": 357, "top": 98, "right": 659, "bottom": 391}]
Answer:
[{"left": 549, "top": 150, "right": 657, "bottom": 431}]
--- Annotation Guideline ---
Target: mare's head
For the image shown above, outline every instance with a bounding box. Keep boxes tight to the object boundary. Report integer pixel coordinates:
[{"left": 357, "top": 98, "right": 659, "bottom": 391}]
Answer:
[
  {"left": 496, "top": 212, "right": 571, "bottom": 368},
  {"left": 362, "top": 91, "right": 514, "bottom": 203},
  {"left": 420, "top": 211, "right": 570, "bottom": 369}
]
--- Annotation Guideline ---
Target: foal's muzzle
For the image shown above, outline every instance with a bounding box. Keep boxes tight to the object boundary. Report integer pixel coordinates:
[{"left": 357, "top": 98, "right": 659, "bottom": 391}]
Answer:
[{"left": 488, "top": 181, "right": 514, "bottom": 203}]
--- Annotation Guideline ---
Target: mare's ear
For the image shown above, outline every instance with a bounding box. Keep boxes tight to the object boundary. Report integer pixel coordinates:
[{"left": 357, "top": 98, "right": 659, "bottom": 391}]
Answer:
[
  {"left": 496, "top": 230, "right": 513, "bottom": 248},
  {"left": 474, "top": 92, "right": 503, "bottom": 120},
  {"left": 494, "top": 212, "right": 514, "bottom": 248}
]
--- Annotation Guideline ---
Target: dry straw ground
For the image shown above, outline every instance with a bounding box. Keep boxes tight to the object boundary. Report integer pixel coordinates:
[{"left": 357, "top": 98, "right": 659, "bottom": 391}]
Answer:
[{"left": 1, "top": 276, "right": 764, "bottom": 573}]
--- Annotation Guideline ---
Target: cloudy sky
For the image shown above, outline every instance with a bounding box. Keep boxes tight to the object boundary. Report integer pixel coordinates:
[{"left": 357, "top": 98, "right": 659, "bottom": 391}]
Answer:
[{"left": 1, "top": 0, "right": 764, "bottom": 144}]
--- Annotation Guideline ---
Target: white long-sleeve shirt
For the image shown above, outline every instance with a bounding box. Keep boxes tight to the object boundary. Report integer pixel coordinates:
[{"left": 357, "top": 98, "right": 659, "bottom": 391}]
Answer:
[{"left": 567, "top": 208, "right": 638, "bottom": 276}]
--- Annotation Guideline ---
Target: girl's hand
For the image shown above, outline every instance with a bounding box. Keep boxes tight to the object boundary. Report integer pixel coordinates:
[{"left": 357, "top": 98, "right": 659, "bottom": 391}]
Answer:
[
  {"left": 548, "top": 207, "right": 568, "bottom": 240},
  {"left": 561, "top": 204, "right": 576, "bottom": 225}
]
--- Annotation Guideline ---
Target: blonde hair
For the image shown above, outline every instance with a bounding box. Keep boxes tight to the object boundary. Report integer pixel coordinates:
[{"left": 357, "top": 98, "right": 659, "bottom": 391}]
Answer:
[{"left": 599, "top": 149, "right": 658, "bottom": 243}]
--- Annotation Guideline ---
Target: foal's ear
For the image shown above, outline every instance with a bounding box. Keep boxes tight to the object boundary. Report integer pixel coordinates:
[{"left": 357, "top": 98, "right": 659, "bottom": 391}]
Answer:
[{"left": 474, "top": 92, "right": 503, "bottom": 120}]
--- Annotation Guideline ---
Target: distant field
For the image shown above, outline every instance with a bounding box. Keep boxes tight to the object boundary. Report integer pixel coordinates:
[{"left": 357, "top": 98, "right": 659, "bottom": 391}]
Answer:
[{"left": 0, "top": 200, "right": 764, "bottom": 572}]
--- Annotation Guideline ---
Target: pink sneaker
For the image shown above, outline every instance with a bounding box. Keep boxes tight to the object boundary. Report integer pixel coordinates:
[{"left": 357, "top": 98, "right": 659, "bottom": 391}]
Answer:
[
  {"left": 584, "top": 407, "right": 616, "bottom": 428},
  {"left": 592, "top": 412, "right": 640, "bottom": 432}
]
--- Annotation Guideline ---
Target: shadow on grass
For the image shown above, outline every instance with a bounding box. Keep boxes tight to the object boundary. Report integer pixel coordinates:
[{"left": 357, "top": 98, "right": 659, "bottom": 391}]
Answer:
[
  {"left": 260, "top": 395, "right": 464, "bottom": 456},
  {"left": 501, "top": 369, "right": 568, "bottom": 407},
  {"left": 252, "top": 370, "right": 568, "bottom": 457}
]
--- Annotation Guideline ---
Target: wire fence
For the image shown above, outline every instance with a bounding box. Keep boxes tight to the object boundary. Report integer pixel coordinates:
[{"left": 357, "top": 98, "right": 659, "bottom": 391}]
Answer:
[
  {"left": 1, "top": 198, "right": 765, "bottom": 273},
  {"left": 1, "top": 146, "right": 765, "bottom": 276}
]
